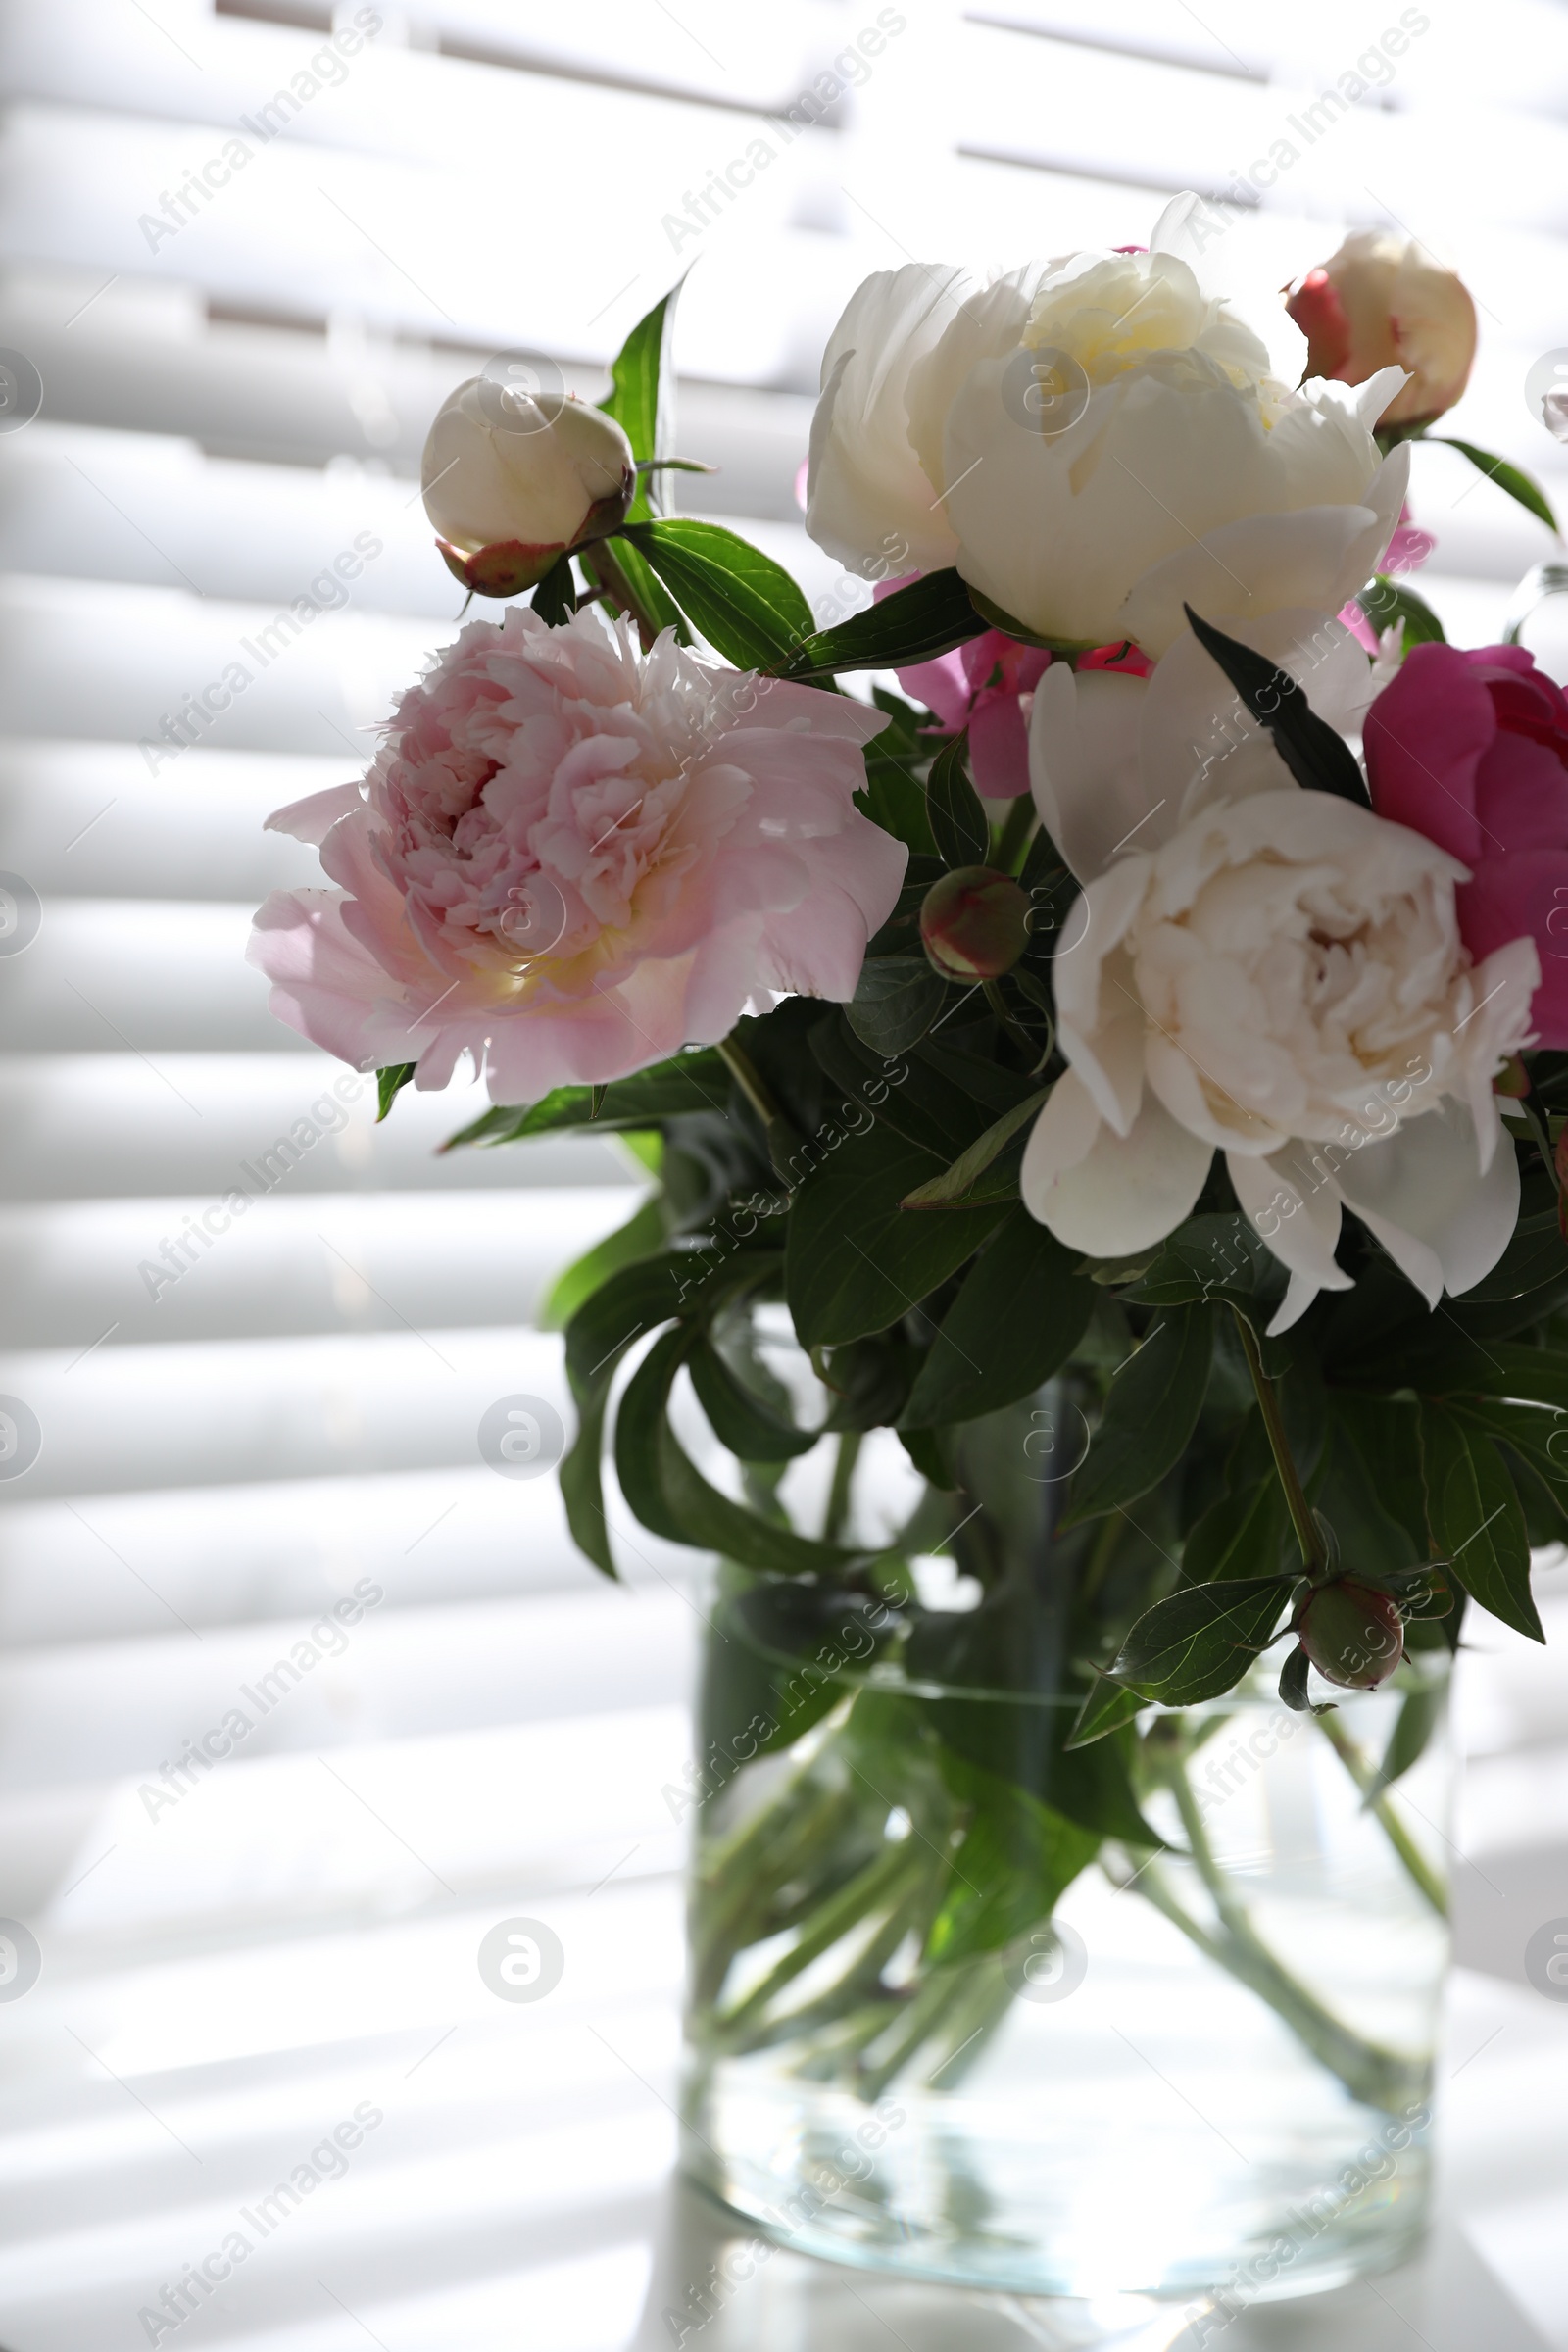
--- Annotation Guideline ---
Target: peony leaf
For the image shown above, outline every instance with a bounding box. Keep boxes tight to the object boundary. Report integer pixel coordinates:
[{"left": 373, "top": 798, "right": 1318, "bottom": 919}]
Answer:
[
  {"left": 688, "top": 1336, "right": 819, "bottom": 1462},
  {"left": 785, "top": 1120, "right": 1006, "bottom": 1348},
  {"left": 925, "top": 729, "right": 989, "bottom": 869},
  {"left": 1418, "top": 1402, "right": 1544, "bottom": 1641},
  {"left": 901, "top": 1088, "right": 1049, "bottom": 1208},
  {"left": 1357, "top": 573, "right": 1446, "bottom": 649},
  {"left": 599, "top": 279, "right": 683, "bottom": 520},
  {"left": 375, "top": 1063, "right": 416, "bottom": 1122},
  {"left": 901, "top": 1206, "right": 1094, "bottom": 1427},
  {"left": 619, "top": 518, "right": 814, "bottom": 668},
  {"left": 1059, "top": 1309, "right": 1214, "bottom": 1529},
  {"left": 440, "top": 1051, "right": 731, "bottom": 1149},
  {"left": 1180, "top": 1476, "right": 1291, "bottom": 1586},
  {"left": 540, "top": 1195, "right": 666, "bottom": 1332},
  {"left": 529, "top": 556, "right": 577, "bottom": 626},
  {"left": 1184, "top": 604, "right": 1370, "bottom": 807},
  {"left": 1429, "top": 438, "right": 1558, "bottom": 534},
  {"left": 772, "top": 566, "right": 987, "bottom": 680},
  {"left": 1107, "top": 1575, "right": 1295, "bottom": 1705},
  {"left": 846, "top": 956, "right": 955, "bottom": 1057},
  {"left": 1063, "top": 1676, "right": 1146, "bottom": 1749},
  {"left": 614, "top": 1324, "right": 885, "bottom": 1574}
]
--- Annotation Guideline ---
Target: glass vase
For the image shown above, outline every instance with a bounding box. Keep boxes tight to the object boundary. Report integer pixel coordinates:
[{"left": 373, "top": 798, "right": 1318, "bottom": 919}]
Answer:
[{"left": 678, "top": 1484, "right": 1450, "bottom": 2304}]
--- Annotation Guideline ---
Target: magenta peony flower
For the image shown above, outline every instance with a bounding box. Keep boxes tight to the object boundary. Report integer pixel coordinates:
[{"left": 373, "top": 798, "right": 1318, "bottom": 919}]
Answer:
[
  {"left": 896, "top": 628, "right": 1052, "bottom": 798},
  {"left": 248, "top": 605, "right": 906, "bottom": 1102},
  {"left": 1364, "top": 642, "right": 1568, "bottom": 1048}
]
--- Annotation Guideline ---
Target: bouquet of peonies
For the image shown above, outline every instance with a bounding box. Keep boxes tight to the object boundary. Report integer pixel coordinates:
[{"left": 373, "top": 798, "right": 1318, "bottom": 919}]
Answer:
[{"left": 252, "top": 198, "right": 1567, "bottom": 2169}]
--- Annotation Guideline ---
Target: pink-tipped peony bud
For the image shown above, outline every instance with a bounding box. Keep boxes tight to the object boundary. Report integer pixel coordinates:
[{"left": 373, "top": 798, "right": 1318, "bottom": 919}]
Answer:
[
  {"left": 1298, "top": 1580, "right": 1404, "bottom": 1690},
  {"left": 421, "top": 381, "right": 634, "bottom": 596},
  {"left": 920, "top": 867, "right": 1030, "bottom": 980},
  {"left": 1284, "top": 232, "right": 1476, "bottom": 431}
]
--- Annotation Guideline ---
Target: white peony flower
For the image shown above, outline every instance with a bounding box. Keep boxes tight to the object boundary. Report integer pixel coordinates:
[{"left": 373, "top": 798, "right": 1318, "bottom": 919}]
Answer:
[
  {"left": 421, "top": 382, "right": 634, "bottom": 590},
  {"left": 1021, "top": 732, "right": 1539, "bottom": 1331},
  {"left": 805, "top": 195, "right": 1410, "bottom": 657}
]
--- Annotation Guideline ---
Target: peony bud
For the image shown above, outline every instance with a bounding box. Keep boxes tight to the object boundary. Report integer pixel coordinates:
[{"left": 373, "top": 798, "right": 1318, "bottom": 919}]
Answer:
[
  {"left": 421, "top": 380, "right": 634, "bottom": 596},
  {"left": 1285, "top": 233, "right": 1476, "bottom": 431},
  {"left": 1298, "top": 1580, "right": 1404, "bottom": 1690},
  {"left": 920, "top": 867, "right": 1030, "bottom": 980}
]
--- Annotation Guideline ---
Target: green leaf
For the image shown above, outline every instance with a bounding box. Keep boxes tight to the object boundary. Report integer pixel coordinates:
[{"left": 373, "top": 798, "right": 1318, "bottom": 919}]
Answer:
[
  {"left": 1309, "top": 1402, "right": 1426, "bottom": 1581},
  {"left": 773, "top": 566, "right": 987, "bottom": 680},
  {"left": 586, "top": 536, "right": 689, "bottom": 640},
  {"left": 1120, "top": 1212, "right": 1284, "bottom": 1317},
  {"left": 901, "top": 1208, "right": 1094, "bottom": 1427},
  {"left": 1419, "top": 1403, "right": 1544, "bottom": 1641},
  {"left": 786, "top": 1121, "right": 1006, "bottom": 1348},
  {"left": 599, "top": 281, "right": 681, "bottom": 516},
  {"left": 1181, "top": 1475, "right": 1290, "bottom": 1585},
  {"left": 540, "top": 1195, "right": 664, "bottom": 1331},
  {"left": 615, "top": 1325, "right": 885, "bottom": 1576},
  {"left": 899, "top": 1424, "right": 957, "bottom": 1488},
  {"left": 618, "top": 519, "right": 814, "bottom": 669},
  {"left": 925, "top": 730, "right": 988, "bottom": 869},
  {"left": 376, "top": 1064, "right": 416, "bottom": 1121},
  {"left": 689, "top": 1336, "right": 819, "bottom": 1463},
  {"left": 1184, "top": 605, "right": 1370, "bottom": 807},
  {"left": 529, "top": 556, "right": 577, "bottom": 626},
  {"left": 901, "top": 1088, "right": 1050, "bottom": 1208},
  {"left": 1108, "top": 1577, "right": 1294, "bottom": 1705},
  {"left": 924, "top": 1762, "right": 1100, "bottom": 1968},
  {"left": 442, "top": 1050, "right": 729, "bottom": 1149},
  {"left": 1357, "top": 573, "right": 1446, "bottom": 649},
  {"left": 845, "top": 956, "right": 955, "bottom": 1057},
  {"left": 1430, "top": 438, "right": 1558, "bottom": 534},
  {"left": 1061, "top": 1309, "right": 1215, "bottom": 1528},
  {"left": 1064, "top": 1676, "right": 1145, "bottom": 1749},
  {"left": 1278, "top": 1642, "right": 1323, "bottom": 1713}
]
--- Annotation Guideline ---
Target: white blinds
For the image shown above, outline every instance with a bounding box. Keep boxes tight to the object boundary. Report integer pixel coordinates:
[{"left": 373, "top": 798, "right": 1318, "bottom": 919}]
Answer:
[{"left": 4, "top": 4, "right": 1568, "bottom": 2344}]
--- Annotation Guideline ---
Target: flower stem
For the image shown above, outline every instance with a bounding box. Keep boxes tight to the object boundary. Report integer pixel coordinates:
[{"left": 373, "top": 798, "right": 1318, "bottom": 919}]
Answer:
[
  {"left": 583, "top": 540, "right": 661, "bottom": 650},
  {"left": 715, "top": 1033, "right": 785, "bottom": 1130},
  {"left": 1231, "top": 1304, "right": 1325, "bottom": 1577},
  {"left": 822, "top": 1430, "right": 863, "bottom": 1543},
  {"left": 994, "top": 794, "right": 1038, "bottom": 874},
  {"left": 1314, "top": 1711, "right": 1447, "bottom": 1918}
]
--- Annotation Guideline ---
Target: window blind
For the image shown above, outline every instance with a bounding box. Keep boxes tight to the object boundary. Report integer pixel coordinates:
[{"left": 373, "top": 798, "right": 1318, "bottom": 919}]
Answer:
[{"left": 3, "top": 4, "right": 1568, "bottom": 2344}]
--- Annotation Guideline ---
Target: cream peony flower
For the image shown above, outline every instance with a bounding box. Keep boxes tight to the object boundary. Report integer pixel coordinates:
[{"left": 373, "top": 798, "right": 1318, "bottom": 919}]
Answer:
[
  {"left": 421, "top": 382, "right": 634, "bottom": 591},
  {"left": 1286, "top": 231, "right": 1478, "bottom": 432},
  {"left": 806, "top": 195, "right": 1410, "bottom": 657},
  {"left": 1021, "top": 753, "right": 1538, "bottom": 1332},
  {"left": 248, "top": 604, "right": 905, "bottom": 1104}
]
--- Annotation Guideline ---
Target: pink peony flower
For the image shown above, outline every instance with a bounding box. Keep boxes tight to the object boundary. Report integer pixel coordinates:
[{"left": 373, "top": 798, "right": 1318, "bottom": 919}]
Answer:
[
  {"left": 248, "top": 605, "right": 906, "bottom": 1102},
  {"left": 896, "top": 628, "right": 1053, "bottom": 798},
  {"left": 1365, "top": 641, "right": 1568, "bottom": 1046}
]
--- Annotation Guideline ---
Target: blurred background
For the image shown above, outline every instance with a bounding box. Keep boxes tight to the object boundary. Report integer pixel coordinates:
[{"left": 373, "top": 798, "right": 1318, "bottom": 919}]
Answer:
[{"left": 1, "top": 3, "right": 1567, "bottom": 2346}]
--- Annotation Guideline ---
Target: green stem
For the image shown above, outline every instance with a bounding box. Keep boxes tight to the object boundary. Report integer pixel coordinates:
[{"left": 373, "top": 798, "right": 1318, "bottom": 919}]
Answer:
[
  {"left": 715, "top": 1033, "right": 786, "bottom": 1130},
  {"left": 581, "top": 540, "right": 660, "bottom": 649},
  {"left": 994, "top": 793, "right": 1038, "bottom": 874},
  {"left": 1141, "top": 1764, "right": 1427, "bottom": 2113},
  {"left": 1314, "top": 1712, "right": 1447, "bottom": 1918},
  {"left": 822, "top": 1429, "right": 863, "bottom": 1544},
  {"left": 1231, "top": 1304, "right": 1325, "bottom": 1577},
  {"left": 714, "top": 1840, "right": 921, "bottom": 2044},
  {"left": 981, "top": 977, "right": 1036, "bottom": 1054}
]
